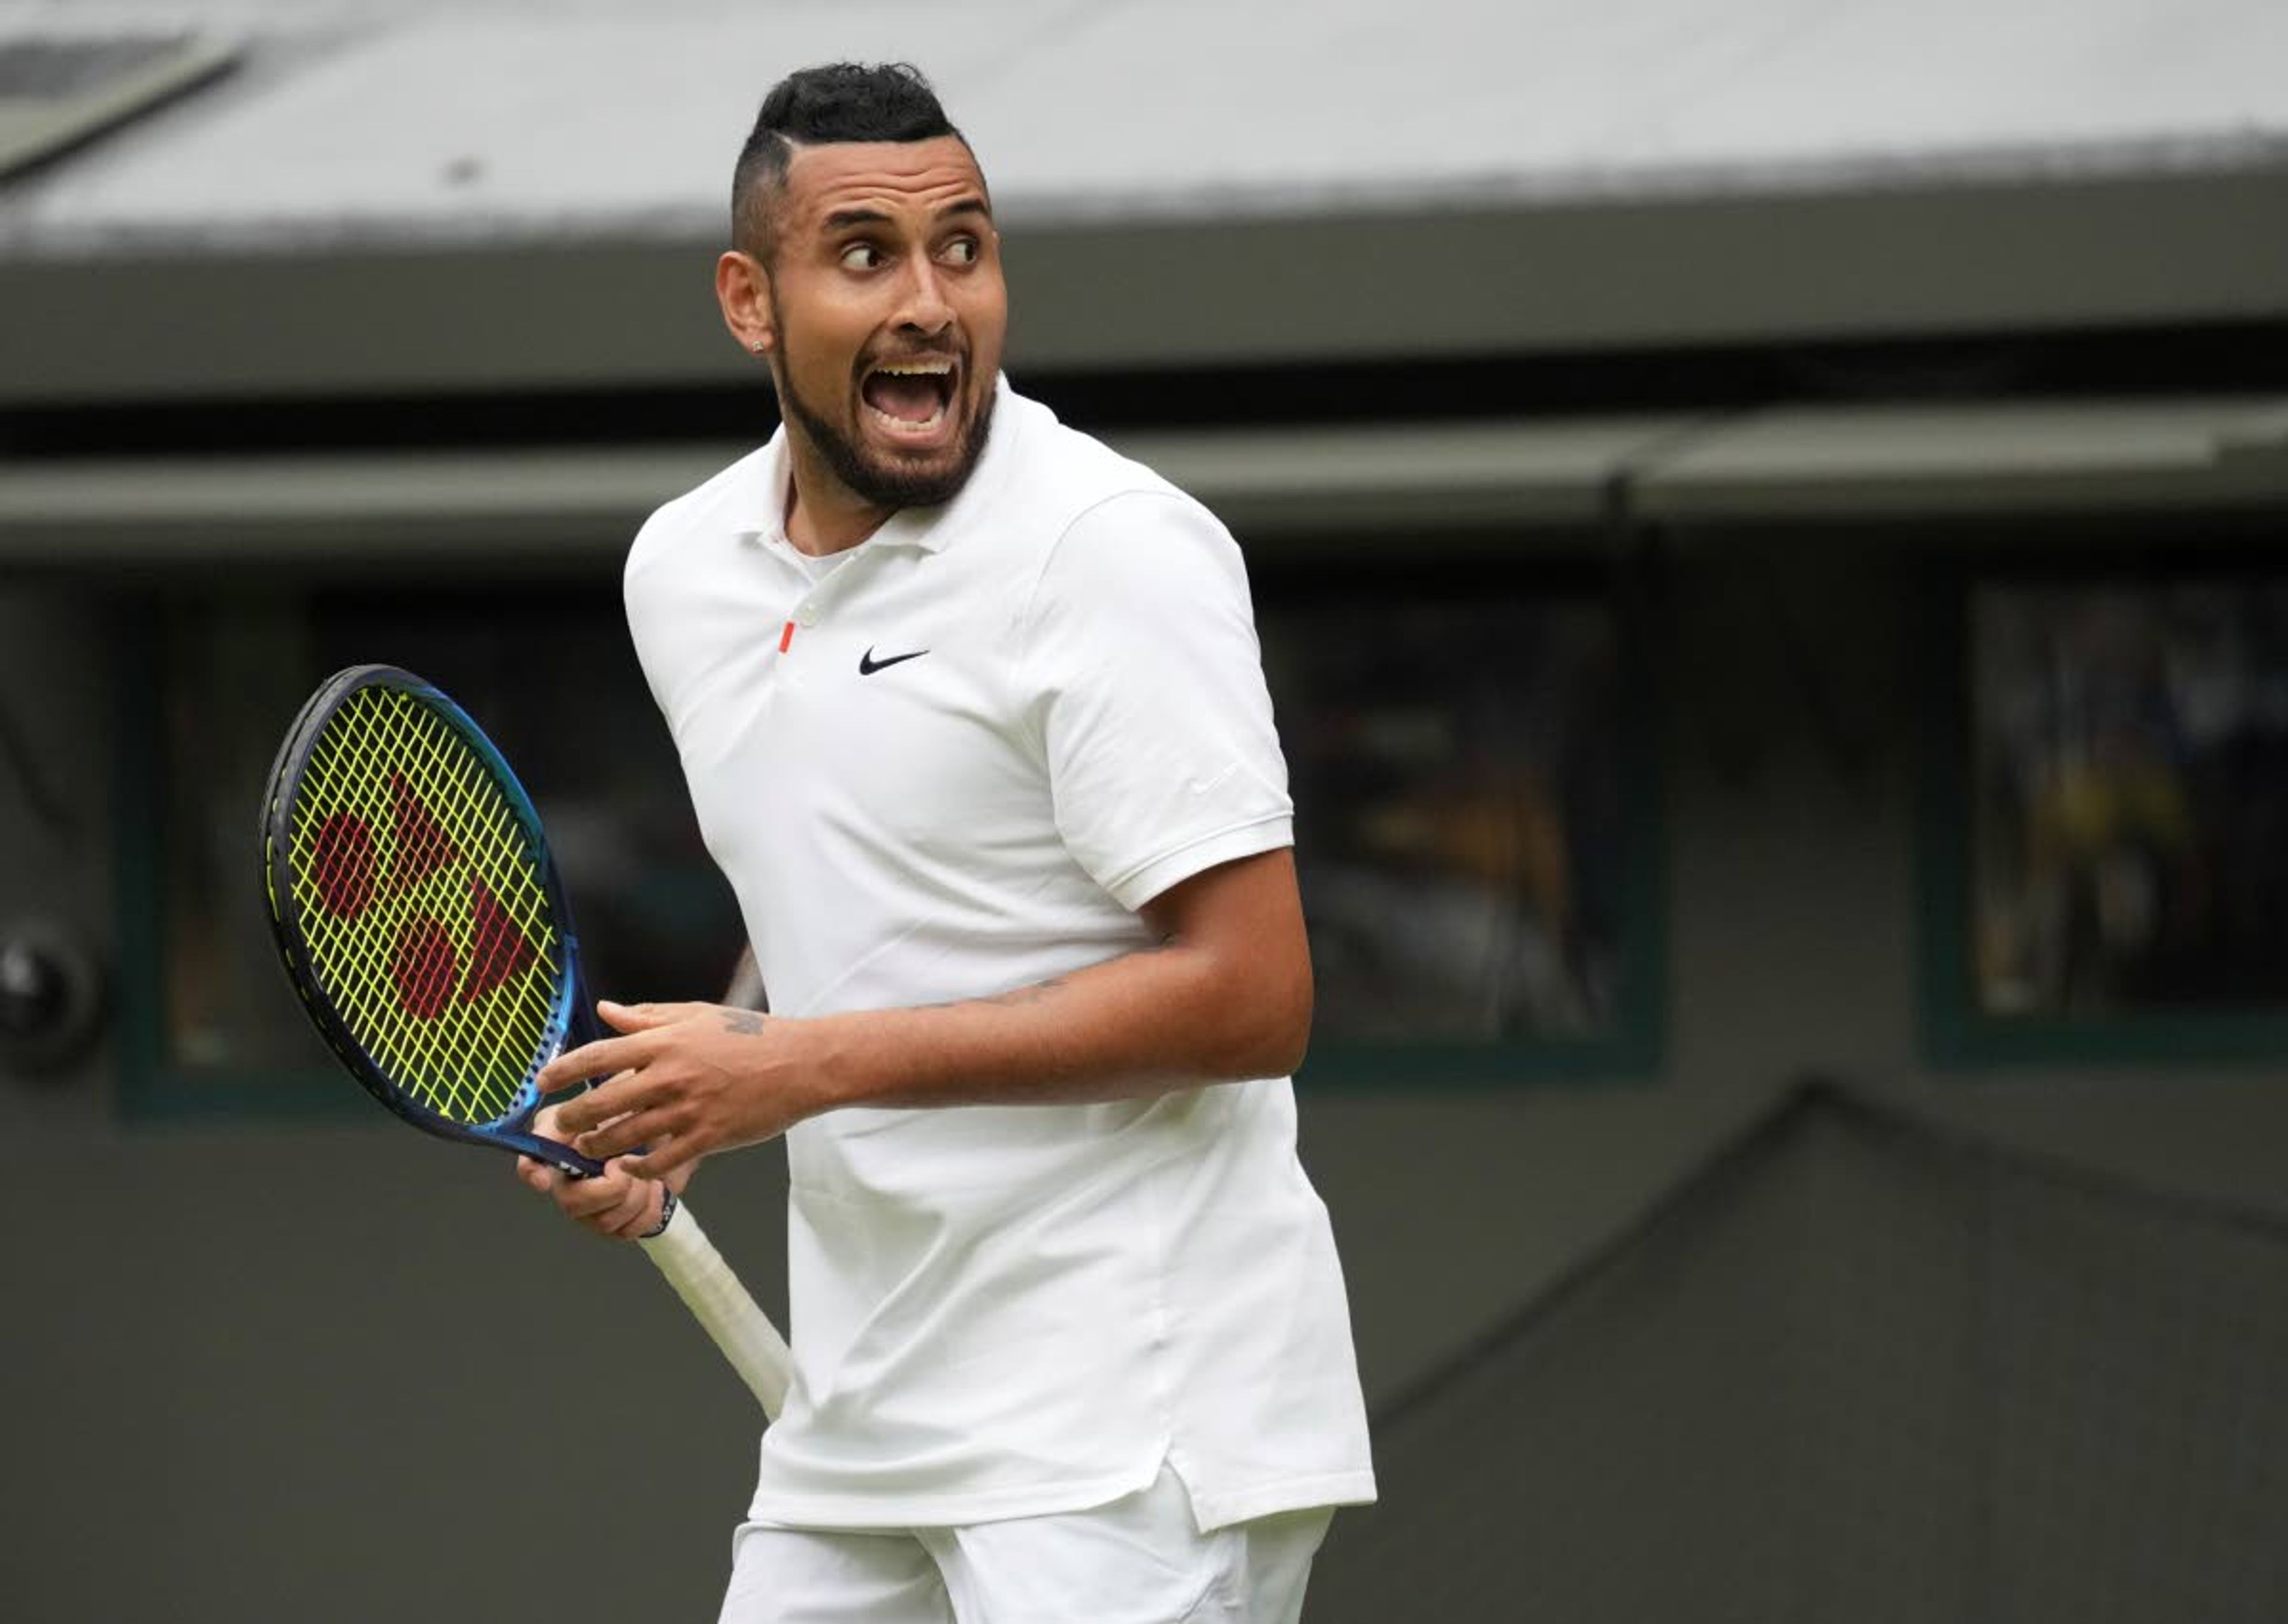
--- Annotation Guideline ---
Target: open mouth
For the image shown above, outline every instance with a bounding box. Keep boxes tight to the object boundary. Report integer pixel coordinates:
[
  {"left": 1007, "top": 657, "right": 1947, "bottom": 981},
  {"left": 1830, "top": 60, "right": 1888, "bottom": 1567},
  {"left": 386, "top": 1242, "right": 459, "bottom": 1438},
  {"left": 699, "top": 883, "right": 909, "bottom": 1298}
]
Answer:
[{"left": 860, "top": 358, "right": 959, "bottom": 438}]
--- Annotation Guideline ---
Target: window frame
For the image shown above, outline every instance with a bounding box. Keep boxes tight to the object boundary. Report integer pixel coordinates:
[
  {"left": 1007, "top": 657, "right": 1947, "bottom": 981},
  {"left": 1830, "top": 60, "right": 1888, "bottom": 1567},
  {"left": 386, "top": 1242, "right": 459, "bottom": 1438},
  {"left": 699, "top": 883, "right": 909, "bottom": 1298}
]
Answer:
[{"left": 1919, "top": 535, "right": 2288, "bottom": 1071}]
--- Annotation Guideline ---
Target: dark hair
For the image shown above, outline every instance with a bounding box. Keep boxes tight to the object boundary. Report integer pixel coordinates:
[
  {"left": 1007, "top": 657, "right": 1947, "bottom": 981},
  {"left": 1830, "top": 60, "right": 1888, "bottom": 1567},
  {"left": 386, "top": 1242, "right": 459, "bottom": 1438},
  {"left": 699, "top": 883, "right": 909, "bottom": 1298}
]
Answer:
[{"left": 731, "top": 62, "right": 965, "bottom": 259}]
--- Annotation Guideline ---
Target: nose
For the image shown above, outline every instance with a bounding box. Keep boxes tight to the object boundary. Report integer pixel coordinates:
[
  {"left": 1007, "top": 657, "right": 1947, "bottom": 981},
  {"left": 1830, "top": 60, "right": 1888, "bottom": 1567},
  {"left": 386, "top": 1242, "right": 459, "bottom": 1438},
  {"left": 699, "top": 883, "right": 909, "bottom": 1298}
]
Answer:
[{"left": 894, "top": 257, "right": 954, "bottom": 338}]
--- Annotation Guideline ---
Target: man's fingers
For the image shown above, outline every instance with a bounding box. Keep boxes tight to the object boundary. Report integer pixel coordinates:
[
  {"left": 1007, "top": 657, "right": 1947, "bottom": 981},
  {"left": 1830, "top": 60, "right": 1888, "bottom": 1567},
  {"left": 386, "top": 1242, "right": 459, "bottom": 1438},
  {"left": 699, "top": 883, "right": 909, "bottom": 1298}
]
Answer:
[
  {"left": 573, "top": 1103, "right": 674, "bottom": 1163},
  {"left": 554, "top": 1181, "right": 622, "bottom": 1222},
  {"left": 553, "top": 1072, "right": 661, "bottom": 1137},
  {"left": 535, "top": 1034, "right": 646, "bottom": 1096},
  {"left": 596, "top": 999, "right": 707, "bottom": 1033},
  {"left": 515, "top": 1115, "right": 667, "bottom": 1242},
  {"left": 550, "top": 1168, "right": 655, "bottom": 1239},
  {"left": 618, "top": 1134, "right": 699, "bottom": 1186},
  {"left": 598, "top": 1178, "right": 668, "bottom": 1240},
  {"left": 516, "top": 1150, "right": 624, "bottom": 1226}
]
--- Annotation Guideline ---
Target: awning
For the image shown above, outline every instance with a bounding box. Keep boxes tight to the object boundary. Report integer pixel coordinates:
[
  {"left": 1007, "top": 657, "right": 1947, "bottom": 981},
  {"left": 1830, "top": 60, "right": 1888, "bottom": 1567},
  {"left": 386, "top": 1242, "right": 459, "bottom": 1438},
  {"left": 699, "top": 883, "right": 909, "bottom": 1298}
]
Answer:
[
  {"left": 0, "top": 416, "right": 1702, "bottom": 567},
  {"left": 1634, "top": 397, "right": 2288, "bottom": 522},
  {"left": 2, "top": 399, "right": 2283, "bottom": 569}
]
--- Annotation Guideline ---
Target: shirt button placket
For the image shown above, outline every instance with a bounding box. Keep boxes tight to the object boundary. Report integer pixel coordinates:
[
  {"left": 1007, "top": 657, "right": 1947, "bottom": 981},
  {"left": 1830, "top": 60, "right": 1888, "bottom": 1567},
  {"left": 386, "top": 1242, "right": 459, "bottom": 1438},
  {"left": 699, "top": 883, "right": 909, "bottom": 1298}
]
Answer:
[{"left": 782, "top": 589, "right": 825, "bottom": 689}]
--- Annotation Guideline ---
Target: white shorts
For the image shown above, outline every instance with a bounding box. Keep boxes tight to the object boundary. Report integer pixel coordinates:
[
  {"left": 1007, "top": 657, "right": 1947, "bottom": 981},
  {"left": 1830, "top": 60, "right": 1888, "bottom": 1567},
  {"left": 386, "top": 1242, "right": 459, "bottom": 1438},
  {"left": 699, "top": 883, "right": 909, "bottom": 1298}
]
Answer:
[{"left": 714, "top": 1466, "right": 1335, "bottom": 1624}]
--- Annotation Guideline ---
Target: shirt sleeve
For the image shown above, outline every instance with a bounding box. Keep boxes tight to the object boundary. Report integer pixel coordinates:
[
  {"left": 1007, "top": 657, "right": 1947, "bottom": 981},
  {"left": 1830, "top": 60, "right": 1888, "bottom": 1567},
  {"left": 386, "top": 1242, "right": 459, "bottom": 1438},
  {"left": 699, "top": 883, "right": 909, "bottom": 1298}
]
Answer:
[{"left": 1017, "top": 490, "right": 1294, "bottom": 911}]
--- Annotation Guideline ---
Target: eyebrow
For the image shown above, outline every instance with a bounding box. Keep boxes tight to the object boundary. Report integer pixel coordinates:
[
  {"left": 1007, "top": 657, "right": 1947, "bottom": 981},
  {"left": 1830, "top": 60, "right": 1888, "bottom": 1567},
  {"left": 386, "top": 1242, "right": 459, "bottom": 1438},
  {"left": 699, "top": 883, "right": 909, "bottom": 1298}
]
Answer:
[{"left": 822, "top": 196, "right": 992, "bottom": 232}]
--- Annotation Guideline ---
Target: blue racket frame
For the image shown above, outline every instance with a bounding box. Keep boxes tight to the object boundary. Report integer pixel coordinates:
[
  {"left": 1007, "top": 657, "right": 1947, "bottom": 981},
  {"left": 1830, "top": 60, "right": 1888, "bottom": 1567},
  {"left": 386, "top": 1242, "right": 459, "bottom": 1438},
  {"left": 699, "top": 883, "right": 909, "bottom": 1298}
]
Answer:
[{"left": 260, "top": 663, "right": 610, "bottom": 1177}]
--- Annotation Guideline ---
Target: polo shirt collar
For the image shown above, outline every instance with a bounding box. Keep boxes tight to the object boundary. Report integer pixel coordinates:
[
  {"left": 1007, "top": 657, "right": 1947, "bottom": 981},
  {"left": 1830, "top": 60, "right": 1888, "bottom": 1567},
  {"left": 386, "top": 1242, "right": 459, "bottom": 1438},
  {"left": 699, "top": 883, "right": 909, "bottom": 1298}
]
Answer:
[{"left": 738, "top": 374, "right": 1020, "bottom": 559}]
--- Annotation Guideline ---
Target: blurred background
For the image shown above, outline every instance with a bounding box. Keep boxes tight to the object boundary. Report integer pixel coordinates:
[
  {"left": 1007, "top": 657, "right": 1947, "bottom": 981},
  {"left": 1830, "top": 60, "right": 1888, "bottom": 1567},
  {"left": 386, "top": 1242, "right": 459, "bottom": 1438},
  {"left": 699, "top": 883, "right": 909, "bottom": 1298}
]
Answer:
[{"left": 4, "top": 1, "right": 2287, "bottom": 1619}]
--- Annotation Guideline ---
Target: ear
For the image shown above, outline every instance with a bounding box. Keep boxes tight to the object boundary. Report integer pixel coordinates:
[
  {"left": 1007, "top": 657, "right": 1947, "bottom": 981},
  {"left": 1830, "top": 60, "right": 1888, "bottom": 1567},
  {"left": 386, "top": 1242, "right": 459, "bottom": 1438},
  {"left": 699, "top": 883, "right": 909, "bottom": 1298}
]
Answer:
[{"left": 716, "top": 250, "right": 776, "bottom": 358}]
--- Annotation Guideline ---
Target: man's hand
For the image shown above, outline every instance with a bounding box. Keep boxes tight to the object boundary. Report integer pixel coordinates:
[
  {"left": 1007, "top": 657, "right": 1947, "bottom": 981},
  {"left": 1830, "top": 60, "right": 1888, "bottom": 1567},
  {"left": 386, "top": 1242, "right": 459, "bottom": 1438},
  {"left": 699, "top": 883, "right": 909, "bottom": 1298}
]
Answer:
[
  {"left": 533, "top": 1000, "right": 817, "bottom": 1183},
  {"left": 514, "top": 1097, "right": 695, "bottom": 1239}
]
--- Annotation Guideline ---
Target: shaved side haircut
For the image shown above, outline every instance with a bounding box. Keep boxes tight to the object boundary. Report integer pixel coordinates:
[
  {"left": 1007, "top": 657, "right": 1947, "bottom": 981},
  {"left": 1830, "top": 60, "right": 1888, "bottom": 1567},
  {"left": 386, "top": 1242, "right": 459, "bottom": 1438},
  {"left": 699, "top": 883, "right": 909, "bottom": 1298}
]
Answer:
[{"left": 731, "top": 62, "right": 968, "bottom": 263}]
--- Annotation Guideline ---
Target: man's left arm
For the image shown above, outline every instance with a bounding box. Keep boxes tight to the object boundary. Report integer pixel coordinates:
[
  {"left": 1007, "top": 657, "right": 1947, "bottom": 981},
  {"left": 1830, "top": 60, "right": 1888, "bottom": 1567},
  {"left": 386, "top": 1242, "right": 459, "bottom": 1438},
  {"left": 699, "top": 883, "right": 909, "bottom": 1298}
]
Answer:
[{"left": 537, "top": 845, "right": 1311, "bottom": 1181}]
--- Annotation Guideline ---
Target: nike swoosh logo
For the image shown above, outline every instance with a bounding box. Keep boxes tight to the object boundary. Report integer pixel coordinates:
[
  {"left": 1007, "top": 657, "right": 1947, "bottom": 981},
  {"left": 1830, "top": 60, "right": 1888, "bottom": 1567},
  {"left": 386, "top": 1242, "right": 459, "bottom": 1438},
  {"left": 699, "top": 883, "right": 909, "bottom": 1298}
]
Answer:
[{"left": 859, "top": 646, "right": 930, "bottom": 676}]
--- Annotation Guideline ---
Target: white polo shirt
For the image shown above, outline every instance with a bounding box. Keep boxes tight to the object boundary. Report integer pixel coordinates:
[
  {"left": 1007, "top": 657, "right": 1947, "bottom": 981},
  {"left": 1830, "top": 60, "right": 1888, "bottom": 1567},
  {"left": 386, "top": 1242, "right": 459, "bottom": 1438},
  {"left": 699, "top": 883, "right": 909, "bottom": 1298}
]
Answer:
[{"left": 624, "top": 381, "right": 1375, "bottom": 1532}]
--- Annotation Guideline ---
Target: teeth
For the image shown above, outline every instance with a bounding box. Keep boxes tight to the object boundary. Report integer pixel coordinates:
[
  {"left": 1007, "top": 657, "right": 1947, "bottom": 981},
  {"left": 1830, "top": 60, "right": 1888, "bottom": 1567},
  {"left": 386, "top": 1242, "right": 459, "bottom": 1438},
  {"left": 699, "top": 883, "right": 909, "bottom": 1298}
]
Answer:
[
  {"left": 868, "top": 403, "right": 947, "bottom": 431},
  {"left": 872, "top": 361, "right": 953, "bottom": 375}
]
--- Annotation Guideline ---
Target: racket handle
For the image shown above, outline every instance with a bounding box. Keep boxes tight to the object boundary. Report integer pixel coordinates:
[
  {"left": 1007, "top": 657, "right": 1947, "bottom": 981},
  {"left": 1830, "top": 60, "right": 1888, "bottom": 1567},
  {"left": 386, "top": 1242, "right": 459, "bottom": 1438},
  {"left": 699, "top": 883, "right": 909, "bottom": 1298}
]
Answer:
[{"left": 638, "top": 1199, "right": 793, "bottom": 1421}]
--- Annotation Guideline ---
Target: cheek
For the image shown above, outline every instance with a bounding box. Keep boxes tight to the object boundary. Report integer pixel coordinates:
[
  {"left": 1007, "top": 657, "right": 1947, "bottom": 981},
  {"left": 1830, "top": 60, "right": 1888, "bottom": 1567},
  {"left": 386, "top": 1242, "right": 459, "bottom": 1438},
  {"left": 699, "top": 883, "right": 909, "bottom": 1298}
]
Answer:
[
  {"left": 784, "top": 335, "right": 863, "bottom": 413},
  {"left": 788, "top": 335, "right": 844, "bottom": 390},
  {"left": 962, "top": 285, "right": 1010, "bottom": 363},
  {"left": 779, "top": 293, "right": 868, "bottom": 383}
]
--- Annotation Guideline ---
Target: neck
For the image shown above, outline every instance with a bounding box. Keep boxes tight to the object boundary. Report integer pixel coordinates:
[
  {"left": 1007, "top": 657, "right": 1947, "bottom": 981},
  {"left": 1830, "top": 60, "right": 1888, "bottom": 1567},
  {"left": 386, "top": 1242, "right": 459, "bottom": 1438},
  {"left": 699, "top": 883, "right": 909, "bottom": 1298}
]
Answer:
[{"left": 782, "top": 433, "right": 894, "bottom": 555}]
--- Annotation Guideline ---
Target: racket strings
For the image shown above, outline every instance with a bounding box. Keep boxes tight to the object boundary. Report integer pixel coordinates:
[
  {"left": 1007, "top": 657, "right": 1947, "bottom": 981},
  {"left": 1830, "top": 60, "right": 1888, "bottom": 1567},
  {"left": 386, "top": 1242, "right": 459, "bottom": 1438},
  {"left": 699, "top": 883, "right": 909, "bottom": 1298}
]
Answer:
[
  {"left": 291, "top": 702, "right": 530, "bottom": 1119},
  {"left": 284, "top": 686, "right": 564, "bottom": 1123},
  {"left": 332, "top": 690, "right": 561, "bottom": 1115},
  {"left": 297, "top": 695, "right": 556, "bottom": 1119}
]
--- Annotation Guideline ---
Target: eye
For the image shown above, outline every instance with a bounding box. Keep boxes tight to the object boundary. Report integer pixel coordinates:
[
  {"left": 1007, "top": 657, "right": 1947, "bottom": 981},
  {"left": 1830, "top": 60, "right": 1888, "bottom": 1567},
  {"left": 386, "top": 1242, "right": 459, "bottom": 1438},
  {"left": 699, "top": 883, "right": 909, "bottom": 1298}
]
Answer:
[
  {"left": 941, "top": 236, "right": 979, "bottom": 267},
  {"left": 839, "top": 242, "right": 885, "bottom": 272}
]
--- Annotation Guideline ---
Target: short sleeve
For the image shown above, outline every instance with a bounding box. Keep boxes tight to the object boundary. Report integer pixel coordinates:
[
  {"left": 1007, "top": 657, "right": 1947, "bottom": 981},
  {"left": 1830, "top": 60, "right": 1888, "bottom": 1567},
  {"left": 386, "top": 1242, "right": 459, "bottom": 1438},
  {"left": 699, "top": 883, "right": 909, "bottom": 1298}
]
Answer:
[
  {"left": 1018, "top": 491, "right": 1293, "bottom": 910},
  {"left": 623, "top": 514, "right": 680, "bottom": 723}
]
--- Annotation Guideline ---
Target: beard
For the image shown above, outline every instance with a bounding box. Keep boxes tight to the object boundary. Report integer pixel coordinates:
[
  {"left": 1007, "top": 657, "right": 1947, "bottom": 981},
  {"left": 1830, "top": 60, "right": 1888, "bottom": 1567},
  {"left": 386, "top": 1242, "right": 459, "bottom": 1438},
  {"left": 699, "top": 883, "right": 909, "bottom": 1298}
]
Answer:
[{"left": 775, "top": 351, "right": 997, "bottom": 512}]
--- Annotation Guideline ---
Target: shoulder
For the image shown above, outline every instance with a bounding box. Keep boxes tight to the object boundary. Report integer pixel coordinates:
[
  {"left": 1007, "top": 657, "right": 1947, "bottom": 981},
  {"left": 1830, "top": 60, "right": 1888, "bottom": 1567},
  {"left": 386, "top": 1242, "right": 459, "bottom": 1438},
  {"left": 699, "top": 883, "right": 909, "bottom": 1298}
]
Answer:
[
  {"left": 1022, "top": 500, "right": 1257, "bottom": 655},
  {"left": 626, "top": 441, "right": 776, "bottom": 590},
  {"left": 979, "top": 390, "right": 1204, "bottom": 539},
  {"left": 622, "top": 442, "right": 777, "bottom": 710},
  {"left": 991, "top": 391, "right": 1239, "bottom": 591},
  {"left": 1006, "top": 393, "right": 1192, "bottom": 527}
]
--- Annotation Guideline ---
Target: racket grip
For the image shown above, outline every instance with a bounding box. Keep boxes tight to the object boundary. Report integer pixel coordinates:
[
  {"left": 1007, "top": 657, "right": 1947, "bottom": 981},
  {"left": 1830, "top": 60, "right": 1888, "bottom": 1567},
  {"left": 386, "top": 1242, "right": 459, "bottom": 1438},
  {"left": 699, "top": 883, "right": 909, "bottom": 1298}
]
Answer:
[{"left": 639, "top": 1200, "right": 793, "bottom": 1421}]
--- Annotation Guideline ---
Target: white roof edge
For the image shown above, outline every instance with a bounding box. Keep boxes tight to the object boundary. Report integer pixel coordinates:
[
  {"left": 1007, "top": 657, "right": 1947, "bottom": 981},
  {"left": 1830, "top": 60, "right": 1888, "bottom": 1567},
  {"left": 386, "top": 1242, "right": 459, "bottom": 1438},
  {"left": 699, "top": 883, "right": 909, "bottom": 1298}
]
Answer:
[{"left": 5, "top": 2, "right": 2287, "bottom": 258}]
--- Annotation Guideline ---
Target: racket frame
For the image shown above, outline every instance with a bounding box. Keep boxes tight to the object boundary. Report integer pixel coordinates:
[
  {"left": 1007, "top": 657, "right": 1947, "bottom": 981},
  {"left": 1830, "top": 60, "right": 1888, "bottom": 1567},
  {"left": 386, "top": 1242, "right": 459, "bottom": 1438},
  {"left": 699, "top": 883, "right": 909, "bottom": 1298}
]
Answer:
[
  {"left": 259, "top": 662, "right": 605, "bottom": 1177},
  {"left": 261, "top": 663, "right": 792, "bottom": 1418}
]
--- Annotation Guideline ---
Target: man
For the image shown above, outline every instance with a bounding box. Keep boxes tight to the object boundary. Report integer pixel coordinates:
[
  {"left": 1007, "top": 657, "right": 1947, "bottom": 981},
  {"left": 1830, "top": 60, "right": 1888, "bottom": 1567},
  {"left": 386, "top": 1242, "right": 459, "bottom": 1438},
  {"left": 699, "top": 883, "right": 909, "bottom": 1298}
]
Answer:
[{"left": 518, "top": 61, "right": 1374, "bottom": 1623}]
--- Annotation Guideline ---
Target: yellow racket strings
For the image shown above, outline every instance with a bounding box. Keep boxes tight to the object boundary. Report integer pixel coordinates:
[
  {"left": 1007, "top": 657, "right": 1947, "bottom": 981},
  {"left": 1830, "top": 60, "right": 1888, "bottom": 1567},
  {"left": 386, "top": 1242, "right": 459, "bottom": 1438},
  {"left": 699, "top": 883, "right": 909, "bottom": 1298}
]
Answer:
[{"left": 284, "top": 686, "right": 564, "bottom": 1124}]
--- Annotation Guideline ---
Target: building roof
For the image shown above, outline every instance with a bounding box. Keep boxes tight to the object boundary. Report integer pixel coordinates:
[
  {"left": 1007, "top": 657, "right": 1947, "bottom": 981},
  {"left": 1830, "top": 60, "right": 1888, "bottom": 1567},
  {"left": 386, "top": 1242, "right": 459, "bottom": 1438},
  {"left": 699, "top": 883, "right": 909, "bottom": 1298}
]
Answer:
[
  {"left": 5, "top": 0, "right": 2284, "bottom": 252},
  {"left": 2, "top": 0, "right": 2283, "bottom": 398}
]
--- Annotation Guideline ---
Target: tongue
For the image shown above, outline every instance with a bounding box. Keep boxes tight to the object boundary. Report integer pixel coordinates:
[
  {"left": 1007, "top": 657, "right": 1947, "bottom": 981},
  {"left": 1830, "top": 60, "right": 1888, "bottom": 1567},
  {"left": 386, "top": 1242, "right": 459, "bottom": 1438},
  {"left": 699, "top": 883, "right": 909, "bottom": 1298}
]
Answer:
[{"left": 864, "top": 373, "right": 944, "bottom": 423}]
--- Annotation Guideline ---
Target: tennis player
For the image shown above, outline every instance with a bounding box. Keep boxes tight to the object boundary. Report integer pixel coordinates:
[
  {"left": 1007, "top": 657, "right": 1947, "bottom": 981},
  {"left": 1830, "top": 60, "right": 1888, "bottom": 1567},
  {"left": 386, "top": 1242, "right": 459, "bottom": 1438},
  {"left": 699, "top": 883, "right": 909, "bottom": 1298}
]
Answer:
[{"left": 519, "top": 61, "right": 1375, "bottom": 1623}]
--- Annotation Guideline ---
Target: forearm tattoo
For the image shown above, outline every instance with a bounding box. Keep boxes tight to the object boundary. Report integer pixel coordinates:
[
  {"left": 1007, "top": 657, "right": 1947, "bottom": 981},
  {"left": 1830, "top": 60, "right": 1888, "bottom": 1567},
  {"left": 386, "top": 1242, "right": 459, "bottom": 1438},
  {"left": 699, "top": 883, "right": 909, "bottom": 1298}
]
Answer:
[{"left": 719, "top": 1009, "right": 769, "bottom": 1037}]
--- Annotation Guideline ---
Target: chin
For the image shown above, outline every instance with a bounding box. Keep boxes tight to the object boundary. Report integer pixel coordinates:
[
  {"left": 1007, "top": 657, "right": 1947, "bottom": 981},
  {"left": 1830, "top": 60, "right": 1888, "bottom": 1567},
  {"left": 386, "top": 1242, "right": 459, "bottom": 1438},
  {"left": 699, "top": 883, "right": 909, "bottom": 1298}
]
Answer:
[
  {"left": 856, "top": 395, "right": 996, "bottom": 508},
  {"left": 788, "top": 372, "right": 997, "bottom": 511},
  {"left": 860, "top": 454, "right": 976, "bottom": 509}
]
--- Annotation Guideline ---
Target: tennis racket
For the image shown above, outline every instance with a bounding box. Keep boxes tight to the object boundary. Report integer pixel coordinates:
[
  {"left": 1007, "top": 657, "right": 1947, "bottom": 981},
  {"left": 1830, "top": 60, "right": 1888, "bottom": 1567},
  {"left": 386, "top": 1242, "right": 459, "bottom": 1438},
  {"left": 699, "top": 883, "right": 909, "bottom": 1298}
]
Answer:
[{"left": 259, "top": 662, "right": 792, "bottom": 1418}]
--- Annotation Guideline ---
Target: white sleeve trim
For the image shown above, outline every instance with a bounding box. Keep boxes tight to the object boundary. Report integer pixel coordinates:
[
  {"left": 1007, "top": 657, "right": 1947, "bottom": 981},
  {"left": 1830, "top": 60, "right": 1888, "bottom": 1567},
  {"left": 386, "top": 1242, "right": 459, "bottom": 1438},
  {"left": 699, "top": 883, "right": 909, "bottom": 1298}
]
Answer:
[{"left": 1103, "top": 813, "right": 1295, "bottom": 912}]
